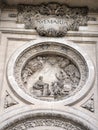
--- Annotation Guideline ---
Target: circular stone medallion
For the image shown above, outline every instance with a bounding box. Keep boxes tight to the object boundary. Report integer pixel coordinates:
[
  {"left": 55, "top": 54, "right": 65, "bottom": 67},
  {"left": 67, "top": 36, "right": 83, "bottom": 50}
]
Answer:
[{"left": 7, "top": 39, "right": 95, "bottom": 104}]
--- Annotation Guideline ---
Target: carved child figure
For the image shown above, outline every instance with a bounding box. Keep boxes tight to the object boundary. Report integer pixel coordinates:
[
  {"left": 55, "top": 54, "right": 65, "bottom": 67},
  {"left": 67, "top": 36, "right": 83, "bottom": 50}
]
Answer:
[
  {"left": 43, "top": 83, "right": 50, "bottom": 96},
  {"left": 56, "top": 70, "right": 67, "bottom": 81},
  {"left": 52, "top": 82, "right": 61, "bottom": 99},
  {"left": 22, "top": 67, "right": 32, "bottom": 83}
]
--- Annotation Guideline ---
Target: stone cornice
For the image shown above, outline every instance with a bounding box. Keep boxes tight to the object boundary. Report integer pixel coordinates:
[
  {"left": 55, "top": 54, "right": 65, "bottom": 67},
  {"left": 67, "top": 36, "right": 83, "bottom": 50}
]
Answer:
[
  {"left": 0, "top": 3, "right": 97, "bottom": 37},
  {"left": 17, "top": 3, "right": 96, "bottom": 37},
  {"left": 1, "top": 28, "right": 98, "bottom": 38},
  {"left": 1, "top": 1, "right": 98, "bottom": 13}
]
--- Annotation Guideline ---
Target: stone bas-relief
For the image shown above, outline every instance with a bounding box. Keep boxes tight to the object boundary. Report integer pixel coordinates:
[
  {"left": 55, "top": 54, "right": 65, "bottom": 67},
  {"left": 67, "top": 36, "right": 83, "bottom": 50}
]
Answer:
[
  {"left": 7, "top": 41, "right": 90, "bottom": 104},
  {"left": 3, "top": 115, "right": 88, "bottom": 130},
  {"left": 4, "top": 91, "right": 18, "bottom": 109},
  {"left": 22, "top": 55, "right": 80, "bottom": 101},
  {"left": 17, "top": 3, "right": 96, "bottom": 37},
  {"left": 82, "top": 95, "right": 94, "bottom": 112}
]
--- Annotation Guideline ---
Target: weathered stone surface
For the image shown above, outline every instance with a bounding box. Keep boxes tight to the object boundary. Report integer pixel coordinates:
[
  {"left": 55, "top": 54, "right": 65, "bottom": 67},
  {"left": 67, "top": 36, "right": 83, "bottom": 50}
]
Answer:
[
  {"left": 4, "top": 91, "right": 18, "bottom": 109},
  {"left": 7, "top": 39, "right": 95, "bottom": 105},
  {"left": 0, "top": 1, "right": 98, "bottom": 130},
  {"left": 0, "top": 110, "right": 96, "bottom": 130},
  {"left": 82, "top": 94, "right": 94, "bottom": 112},
  {"left": 17, "top": 3, "right": 96, "bottom": 37}
]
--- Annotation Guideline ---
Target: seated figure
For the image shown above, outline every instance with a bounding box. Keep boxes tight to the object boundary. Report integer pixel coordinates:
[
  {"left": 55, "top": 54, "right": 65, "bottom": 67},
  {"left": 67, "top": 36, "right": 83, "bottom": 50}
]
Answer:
[{"left": 32, "top": 76, "right": 50, "bottom": 97}]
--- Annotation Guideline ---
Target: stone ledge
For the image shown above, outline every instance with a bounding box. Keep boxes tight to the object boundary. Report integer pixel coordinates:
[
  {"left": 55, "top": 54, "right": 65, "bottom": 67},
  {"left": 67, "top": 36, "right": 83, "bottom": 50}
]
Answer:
[{"left": 0, "top": 28, "right": 98, "bottom": 37}]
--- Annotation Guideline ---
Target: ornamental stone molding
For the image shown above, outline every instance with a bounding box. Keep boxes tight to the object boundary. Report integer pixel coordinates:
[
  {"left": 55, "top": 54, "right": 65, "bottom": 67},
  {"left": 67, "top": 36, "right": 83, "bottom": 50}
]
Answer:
[
  {"left": 17, "top": 3, "right": 96, "bottom": 37},
  {"left": 2, "top": 117, "right": 87, "bottom": 130},
  {"left": 7, "top": 39, "right": 95, "bottom": 105},
  {"left": 4, "top": 91, "right": 18, "bottom": 109},
  {"left": 82, "top": 94, "right": 94, "bottom": 112},
  {"left": 0, "top": 108, "right": 97, "bottom": 130},
  {"left": 0, "top": 115, "right": 91, "bottom": 130}
]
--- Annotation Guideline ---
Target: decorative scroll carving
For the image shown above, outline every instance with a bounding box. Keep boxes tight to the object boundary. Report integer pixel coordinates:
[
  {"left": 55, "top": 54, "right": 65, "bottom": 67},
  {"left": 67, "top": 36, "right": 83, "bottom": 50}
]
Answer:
[
  {"left": 17, "top": 3, "right": 96, "bottom": 37},
  {"left": 5, "top": 116, "right": 87, "bottom": 130},
  {"left": 4, "top": 91, "right": 18, "bottom": 108},
  {"left": 82, "top": 95, "right": 94, "bottom": 112}
]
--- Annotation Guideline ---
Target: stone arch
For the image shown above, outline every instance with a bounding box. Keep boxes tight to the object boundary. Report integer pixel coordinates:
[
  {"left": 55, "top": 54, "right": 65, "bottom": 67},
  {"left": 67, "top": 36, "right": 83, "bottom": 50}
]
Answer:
[{"left": 0, "top": 106, "right": 97, "bottom": 130}]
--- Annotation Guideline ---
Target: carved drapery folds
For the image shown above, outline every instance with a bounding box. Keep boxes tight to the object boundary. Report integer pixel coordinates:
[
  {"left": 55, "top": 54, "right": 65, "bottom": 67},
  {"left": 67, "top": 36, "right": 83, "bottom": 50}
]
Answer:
[
  {"left": 7, "top": 39, "right": 95, "bottom": 104},
  {"left": 14, "top": 43, "right": 88, "bottom": 102},
  {"left": 17, "top": 3, "right": 95, "bottom": 37}
]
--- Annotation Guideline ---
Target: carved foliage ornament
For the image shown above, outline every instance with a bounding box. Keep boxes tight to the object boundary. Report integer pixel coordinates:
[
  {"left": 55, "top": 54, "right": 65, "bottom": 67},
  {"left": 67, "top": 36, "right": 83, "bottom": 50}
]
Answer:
[
  {"left": 4, "top": 91, "right": 18, "bottom": 109},
  {"left": 3, "top": 114, "right": 89, "bottom": 130},
  {"left": 17, "top": 3, "right": 96, "bottom": 37},
  {"left": 7, "top": 40, "right": 94, "bottom": 104},
  {"left": 82, "top": 95, "right": 94, "bottom": 112},
  {"left": 21, "top": 55, "right": 81, "bottom": 101}
]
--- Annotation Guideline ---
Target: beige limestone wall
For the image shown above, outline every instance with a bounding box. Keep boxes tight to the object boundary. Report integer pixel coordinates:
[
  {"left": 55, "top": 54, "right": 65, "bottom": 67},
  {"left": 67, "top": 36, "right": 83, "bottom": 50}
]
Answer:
[{"left": 0, "top": 7, "right": 98, "bottom": 130}]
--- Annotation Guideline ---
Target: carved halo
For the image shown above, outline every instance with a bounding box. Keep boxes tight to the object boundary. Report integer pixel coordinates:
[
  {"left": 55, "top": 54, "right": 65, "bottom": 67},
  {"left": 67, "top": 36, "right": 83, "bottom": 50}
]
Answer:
[{"left": 7, "top": 39, "right": 95, "bottom": 105}]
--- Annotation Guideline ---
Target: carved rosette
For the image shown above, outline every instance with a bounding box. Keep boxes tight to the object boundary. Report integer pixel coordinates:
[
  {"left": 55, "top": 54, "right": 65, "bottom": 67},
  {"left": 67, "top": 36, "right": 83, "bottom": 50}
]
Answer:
[
  {"left": 7, "top": 39, "right": 95, "bottom": 104},
  {"left": 17, "top": 3, "right": 96, "bottom": 37}
]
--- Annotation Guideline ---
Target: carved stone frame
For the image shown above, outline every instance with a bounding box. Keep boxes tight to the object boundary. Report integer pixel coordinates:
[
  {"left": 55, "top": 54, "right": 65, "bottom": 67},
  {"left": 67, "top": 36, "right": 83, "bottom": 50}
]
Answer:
[
  {"left": 0, "top": 107, "right": 97, "bottom": 130},
  {"left": 7, "top": 38, "right": 95, "bottom": 105}
]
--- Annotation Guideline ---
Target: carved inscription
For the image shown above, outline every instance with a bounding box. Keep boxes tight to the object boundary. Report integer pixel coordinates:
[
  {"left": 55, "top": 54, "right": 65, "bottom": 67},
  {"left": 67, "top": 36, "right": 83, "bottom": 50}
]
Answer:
[
  {"left": 17, "top": 3, "right": 96, "bottom": 37},
  {"left": 36, "top": 18, "right": 67, "bottom": 25}
]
